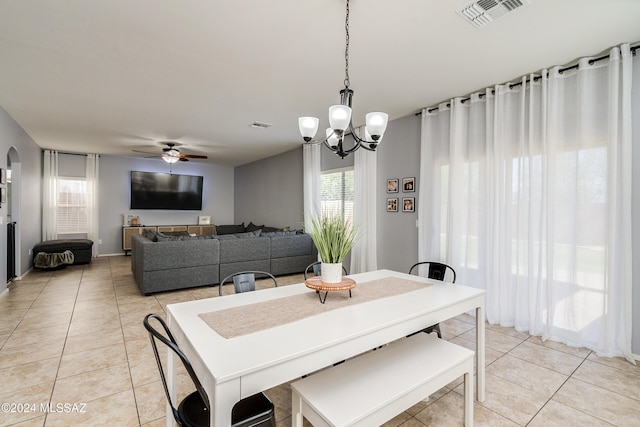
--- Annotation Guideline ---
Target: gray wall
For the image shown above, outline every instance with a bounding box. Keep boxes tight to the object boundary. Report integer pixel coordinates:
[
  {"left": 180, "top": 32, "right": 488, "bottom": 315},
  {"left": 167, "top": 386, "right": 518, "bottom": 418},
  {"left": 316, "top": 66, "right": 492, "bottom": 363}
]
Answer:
[
  {"left": 0, "top": 106, "right": 43, "bottom": 293},
  {"left": 54, "top": 153, "right": 235, "bottom": 255},
  {"left": 376, "top": 114, "right": 422, "bottom": 273},
  {"left": 234, "top": 148, "right": 305, "bottom": 230}
]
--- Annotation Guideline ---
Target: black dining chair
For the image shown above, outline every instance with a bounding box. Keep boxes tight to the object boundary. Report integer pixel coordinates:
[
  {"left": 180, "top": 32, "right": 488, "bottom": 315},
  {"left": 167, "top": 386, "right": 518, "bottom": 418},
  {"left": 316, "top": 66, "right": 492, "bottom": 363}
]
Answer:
[
  {"left": 303, "top": 261, "right": 348, "bottom": 280},
  {"left": 408, "top": 261, "right": 457, "bottom": 338},
  {"left": 218, "top": 271, "right": 278, "bottom": 296},
  {"left": 143, "top": 314, "right": 276, "bottom": 427}
]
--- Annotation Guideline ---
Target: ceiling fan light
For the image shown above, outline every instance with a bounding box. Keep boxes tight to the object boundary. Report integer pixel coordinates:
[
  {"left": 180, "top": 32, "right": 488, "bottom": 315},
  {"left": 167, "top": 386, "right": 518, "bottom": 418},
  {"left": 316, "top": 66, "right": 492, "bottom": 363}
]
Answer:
[
  {"left": 162, "top": 154, "right": 179, "bottom": 164},
  {"left": 365, "top": 112, "right": 388, "bottom": 141},
  {"left": 328, "top": 105, "right": 352, "bottom": 132},
  {"left": 298, "top": 117, "right": 319, "bottom": 142}
]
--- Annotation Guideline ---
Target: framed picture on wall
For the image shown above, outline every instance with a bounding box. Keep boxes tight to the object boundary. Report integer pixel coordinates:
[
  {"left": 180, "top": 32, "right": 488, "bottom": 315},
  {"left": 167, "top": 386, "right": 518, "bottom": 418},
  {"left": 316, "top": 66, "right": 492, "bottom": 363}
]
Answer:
[
  {"left": 387, "top": 178, "right": 399, "bottom": 193},
  {"left": 402, "top": 197, "right": 415, "bottom": 213},
  {"left": 0, "top": 187, "right": 5, "bottom": 204},
  {"left": 0, "top": 168, "right": 5, "bottom": 184},
  {"left": 402, "top": 177, "right": 415, "bottom": 192},
  {"left": 386, "top": 198, "right": 398, "bottom": 212}
]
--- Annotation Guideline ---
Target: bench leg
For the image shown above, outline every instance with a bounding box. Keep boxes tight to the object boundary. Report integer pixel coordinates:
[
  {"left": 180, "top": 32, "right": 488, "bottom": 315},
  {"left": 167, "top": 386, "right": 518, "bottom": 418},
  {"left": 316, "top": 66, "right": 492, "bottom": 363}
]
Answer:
[
  {"left": 292, "top": 389, "right": 304, "bottom": 427},
  {"left": 464, "top": 371, "right": 474, "bottom": 427}
]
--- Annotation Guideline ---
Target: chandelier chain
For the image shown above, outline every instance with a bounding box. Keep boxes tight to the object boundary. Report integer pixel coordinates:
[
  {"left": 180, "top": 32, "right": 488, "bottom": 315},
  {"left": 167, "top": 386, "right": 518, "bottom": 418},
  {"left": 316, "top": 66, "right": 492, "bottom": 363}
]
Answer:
[{"left": 344, "top": 0, "right": 350, "bottom": 88}]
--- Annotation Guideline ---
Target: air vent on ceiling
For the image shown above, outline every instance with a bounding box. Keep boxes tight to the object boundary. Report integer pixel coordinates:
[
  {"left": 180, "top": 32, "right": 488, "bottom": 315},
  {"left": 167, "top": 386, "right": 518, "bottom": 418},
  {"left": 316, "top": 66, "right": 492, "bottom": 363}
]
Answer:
[
  {"left": 457, "top": 0, "right": 530, "bottom": 29},
  {"left": 249, "top": 121, "right": 272, "bottom": 129}
]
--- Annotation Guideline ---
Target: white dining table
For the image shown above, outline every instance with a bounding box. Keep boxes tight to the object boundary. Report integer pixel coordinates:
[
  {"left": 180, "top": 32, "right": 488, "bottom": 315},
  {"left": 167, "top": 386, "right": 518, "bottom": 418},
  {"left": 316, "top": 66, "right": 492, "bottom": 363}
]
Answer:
[{"left": 165, "top": 269, "right": 485, "bottom": 426}]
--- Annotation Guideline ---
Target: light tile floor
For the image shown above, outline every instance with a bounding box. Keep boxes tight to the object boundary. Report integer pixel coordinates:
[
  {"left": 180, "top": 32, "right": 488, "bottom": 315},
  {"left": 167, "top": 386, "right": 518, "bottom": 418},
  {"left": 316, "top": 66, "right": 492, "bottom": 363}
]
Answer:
[{"left": 1, "top": 256, "right": 639, "bottom": 426}]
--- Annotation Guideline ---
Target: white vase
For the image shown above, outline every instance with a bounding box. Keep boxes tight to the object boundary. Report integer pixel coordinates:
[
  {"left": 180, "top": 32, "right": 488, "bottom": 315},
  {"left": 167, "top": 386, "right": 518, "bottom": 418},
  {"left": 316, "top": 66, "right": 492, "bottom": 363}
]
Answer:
[{"left": 321, "top": 262, "right": 343, "bottom": 284}]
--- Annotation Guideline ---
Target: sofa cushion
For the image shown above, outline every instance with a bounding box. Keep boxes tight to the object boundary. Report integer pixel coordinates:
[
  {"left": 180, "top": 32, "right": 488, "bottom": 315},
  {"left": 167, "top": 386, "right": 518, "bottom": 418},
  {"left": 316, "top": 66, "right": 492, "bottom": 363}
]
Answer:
[
  {"left": 216, "top": 223, "right": 245, "bottom": 235},
  {"left": 263, "top": 230, "right": 297, "bottom": 237},
  {"left": 270, "top": 233, "right": 316, "bottom": 258},
  {"left": 219, "top": 236, "right": 270, "bottom": 263},
  {"left": 215, "top": 234, "right": 238, "bottom": 240},
  {"left": 235, "top": 230, "right": 262, "bottom": 238}
]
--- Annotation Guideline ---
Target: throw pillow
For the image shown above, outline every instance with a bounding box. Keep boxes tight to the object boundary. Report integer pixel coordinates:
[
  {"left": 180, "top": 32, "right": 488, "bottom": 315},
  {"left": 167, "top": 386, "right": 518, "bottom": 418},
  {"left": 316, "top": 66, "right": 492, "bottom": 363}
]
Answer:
[
  {"left": 141, "top": 229, "right": 157, "bottom": 241},
  {"left": 245, "top": 222, "right": 265, "bottom": 232},
  {"left": 215, "top": 234, "right": 239, "bottom": 240},
  {"left": 215, "top": 223, "right": 245, "bottom": 235},
  {"left": 262, "top": 230, "right": 297, "bottom": 237},
  {"left": 160, "top": 230, "right": 190, "bottom": 237},
  {"left": 235, "top": 229, "right": 262, "bottom": 238}
]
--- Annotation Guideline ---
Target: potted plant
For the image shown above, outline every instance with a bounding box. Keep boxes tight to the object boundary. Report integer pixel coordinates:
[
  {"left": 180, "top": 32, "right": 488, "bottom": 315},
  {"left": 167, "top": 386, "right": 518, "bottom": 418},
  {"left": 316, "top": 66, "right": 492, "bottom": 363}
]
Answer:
[{"left": 307, "top": 212, "right": 359, "bottom": 283}]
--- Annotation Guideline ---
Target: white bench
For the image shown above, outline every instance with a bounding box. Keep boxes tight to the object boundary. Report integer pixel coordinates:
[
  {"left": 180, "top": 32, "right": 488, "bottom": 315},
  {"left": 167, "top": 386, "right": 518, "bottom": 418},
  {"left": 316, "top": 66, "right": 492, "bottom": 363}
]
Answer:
[{"left": 291, "top": 333, "right": 474, "bottom": 427}]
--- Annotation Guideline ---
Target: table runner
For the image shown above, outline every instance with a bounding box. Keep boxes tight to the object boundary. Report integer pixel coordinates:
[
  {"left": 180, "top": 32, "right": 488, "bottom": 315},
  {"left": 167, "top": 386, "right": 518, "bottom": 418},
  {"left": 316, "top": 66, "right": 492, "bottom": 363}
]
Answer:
[{"left": 198, "top": 276, "right": 431, "bottom": 339}]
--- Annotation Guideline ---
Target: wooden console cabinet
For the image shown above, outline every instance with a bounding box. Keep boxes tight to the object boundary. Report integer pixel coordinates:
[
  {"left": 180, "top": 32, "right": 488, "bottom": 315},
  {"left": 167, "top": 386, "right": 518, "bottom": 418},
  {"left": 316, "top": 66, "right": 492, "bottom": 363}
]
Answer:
[{"left": 122, "top": 224, "right": 215, "bottom": 255}]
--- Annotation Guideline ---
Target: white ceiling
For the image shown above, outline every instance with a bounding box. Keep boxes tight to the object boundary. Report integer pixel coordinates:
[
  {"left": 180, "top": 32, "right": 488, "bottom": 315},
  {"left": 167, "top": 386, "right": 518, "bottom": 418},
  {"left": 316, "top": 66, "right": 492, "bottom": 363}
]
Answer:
[{"left": 0, "top": 0, "right": 639, "bottom": 166}]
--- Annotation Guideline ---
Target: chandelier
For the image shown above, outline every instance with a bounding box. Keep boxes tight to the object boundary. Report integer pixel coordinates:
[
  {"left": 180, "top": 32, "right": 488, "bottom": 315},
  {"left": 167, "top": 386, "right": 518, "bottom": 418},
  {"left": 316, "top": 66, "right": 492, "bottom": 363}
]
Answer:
[{"left": 298, "top": 0, "right": 388, "bottom": 158}]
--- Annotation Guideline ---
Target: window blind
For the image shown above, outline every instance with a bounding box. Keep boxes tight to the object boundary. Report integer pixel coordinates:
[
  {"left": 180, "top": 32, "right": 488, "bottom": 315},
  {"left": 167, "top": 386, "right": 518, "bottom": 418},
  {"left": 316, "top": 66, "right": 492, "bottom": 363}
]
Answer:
[{"left": 56, "top": 178, "right": 88, "bottom": 234}]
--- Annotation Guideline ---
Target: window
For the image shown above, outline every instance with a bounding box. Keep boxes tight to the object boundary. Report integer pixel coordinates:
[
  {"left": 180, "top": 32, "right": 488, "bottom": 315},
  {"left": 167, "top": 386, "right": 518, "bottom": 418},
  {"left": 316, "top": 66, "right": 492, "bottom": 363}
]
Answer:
[
  {"left": 321, "top": 167, "right": 354, "bottom": 223},
  {"left": 57, "top": 177, "right": 88, "bottom": 234}
]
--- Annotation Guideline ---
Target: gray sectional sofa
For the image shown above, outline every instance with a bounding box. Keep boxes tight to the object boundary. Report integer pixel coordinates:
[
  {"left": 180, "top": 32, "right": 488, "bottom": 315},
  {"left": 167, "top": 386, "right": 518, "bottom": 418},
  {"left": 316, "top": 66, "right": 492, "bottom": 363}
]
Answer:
[{"left": 131, "top": 229, "right": 317, "bottom": 295}]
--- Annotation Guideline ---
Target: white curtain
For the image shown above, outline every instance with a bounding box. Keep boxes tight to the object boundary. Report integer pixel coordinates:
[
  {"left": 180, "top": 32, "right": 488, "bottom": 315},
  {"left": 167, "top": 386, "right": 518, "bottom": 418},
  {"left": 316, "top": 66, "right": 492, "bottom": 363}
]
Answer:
[
  {"left": 303, "top": 144, "right": 321, "bottom": 232},
  {"left": 86, "top": 154, "right": 99, "bottom": 257},
  {"left": 42, "top": 150, "right": 58, "bottom": 241},
  {"left": 351, "top": 142, "right": 377, "bottom": 273},
  {"left": 419, "top": 44, "right": 633, "bottom": 360}
]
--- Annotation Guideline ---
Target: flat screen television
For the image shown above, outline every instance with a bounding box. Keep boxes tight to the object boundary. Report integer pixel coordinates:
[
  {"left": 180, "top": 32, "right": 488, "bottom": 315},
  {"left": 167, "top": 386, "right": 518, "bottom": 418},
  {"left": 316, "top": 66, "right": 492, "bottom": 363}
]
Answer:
[{"left": 130, "top": 171, "right": 203, "bottom": 210}]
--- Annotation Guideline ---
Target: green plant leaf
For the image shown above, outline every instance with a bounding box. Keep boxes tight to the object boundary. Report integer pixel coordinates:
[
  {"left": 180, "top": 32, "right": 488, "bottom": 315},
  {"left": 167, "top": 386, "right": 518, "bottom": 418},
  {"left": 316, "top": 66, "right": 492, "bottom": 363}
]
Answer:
[{"left": 307, "top": 212, "right": 359, "bottom": 263}]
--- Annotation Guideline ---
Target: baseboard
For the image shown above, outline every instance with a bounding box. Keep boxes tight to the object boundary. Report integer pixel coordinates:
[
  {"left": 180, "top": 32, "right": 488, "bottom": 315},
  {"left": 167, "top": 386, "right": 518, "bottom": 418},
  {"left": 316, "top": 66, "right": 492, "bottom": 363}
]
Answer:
[
  {"left": 97, "top": 253, "right": 125, "bottom": 257},
  {"left": 14, "top": 267, "right": 33, "bottom": 281}
]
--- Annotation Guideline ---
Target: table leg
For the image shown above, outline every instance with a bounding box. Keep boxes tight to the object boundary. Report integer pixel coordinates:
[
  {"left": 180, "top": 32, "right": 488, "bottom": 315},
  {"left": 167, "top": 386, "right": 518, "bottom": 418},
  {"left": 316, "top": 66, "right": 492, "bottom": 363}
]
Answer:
[
  {"left": 464, "top": 371, "right": 474, "bottom": 426},
  {"left": 476, "top": 305, "right": 485, "bottom": 402},
  {"left": 292, "top": 388, "right": 304, "bottom": 427}
]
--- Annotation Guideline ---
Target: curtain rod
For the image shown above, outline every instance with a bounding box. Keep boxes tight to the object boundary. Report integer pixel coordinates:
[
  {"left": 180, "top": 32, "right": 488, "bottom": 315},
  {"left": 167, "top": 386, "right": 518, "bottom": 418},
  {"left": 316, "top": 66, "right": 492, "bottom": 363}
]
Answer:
[
  {"left": 44, "top": 150, "right": 100, "bottom": 157},
  {"left": 417, "top": 44, "right": 639, "bottom": 115}
]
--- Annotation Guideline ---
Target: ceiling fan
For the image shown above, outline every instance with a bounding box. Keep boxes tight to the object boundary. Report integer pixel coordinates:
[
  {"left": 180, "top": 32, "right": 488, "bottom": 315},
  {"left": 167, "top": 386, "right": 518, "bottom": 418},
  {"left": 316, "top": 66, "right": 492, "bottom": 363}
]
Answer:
[{"left": 133, "top": 142, "right": 208, "bottom": 163}]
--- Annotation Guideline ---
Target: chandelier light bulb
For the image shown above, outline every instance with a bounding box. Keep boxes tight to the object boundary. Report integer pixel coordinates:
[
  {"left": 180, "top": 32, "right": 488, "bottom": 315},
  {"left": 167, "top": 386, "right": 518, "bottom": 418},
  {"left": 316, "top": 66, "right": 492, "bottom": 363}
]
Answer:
[
  {"left": 328, "top": 105, "right": 352, "bottom": 132},
  {"left": 326, "top": 128, "right": 339, "bottom": 148},
  {"left": 298, "top": 117, "right": 319, "bottom": 142},
  {"left": 365, "top": 112, "right": 389, "bottom": 141},
  {"left": 364, "top": 128, "right": 383, "bottom": 146}
]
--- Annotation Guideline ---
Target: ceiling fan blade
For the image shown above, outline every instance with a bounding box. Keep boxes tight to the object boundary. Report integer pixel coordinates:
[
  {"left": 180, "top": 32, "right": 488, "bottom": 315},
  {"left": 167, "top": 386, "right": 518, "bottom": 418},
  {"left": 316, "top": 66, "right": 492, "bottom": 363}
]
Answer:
[
  {"left": 181, "top": 154, "right": 208, "bottom": 159},
  {"left": 179, "top": 157, "right": 189, "bottom": 162}
]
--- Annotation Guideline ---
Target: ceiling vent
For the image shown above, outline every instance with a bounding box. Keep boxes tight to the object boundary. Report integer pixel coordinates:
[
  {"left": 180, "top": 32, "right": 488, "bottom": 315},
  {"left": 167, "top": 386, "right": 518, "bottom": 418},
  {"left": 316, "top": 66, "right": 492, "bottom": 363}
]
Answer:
[
  {"left": 249, "top": 121, "right": 272, "bottom": 129},
  {"left": 458, "top": 0, "right": 531, "bottom": 29}
]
